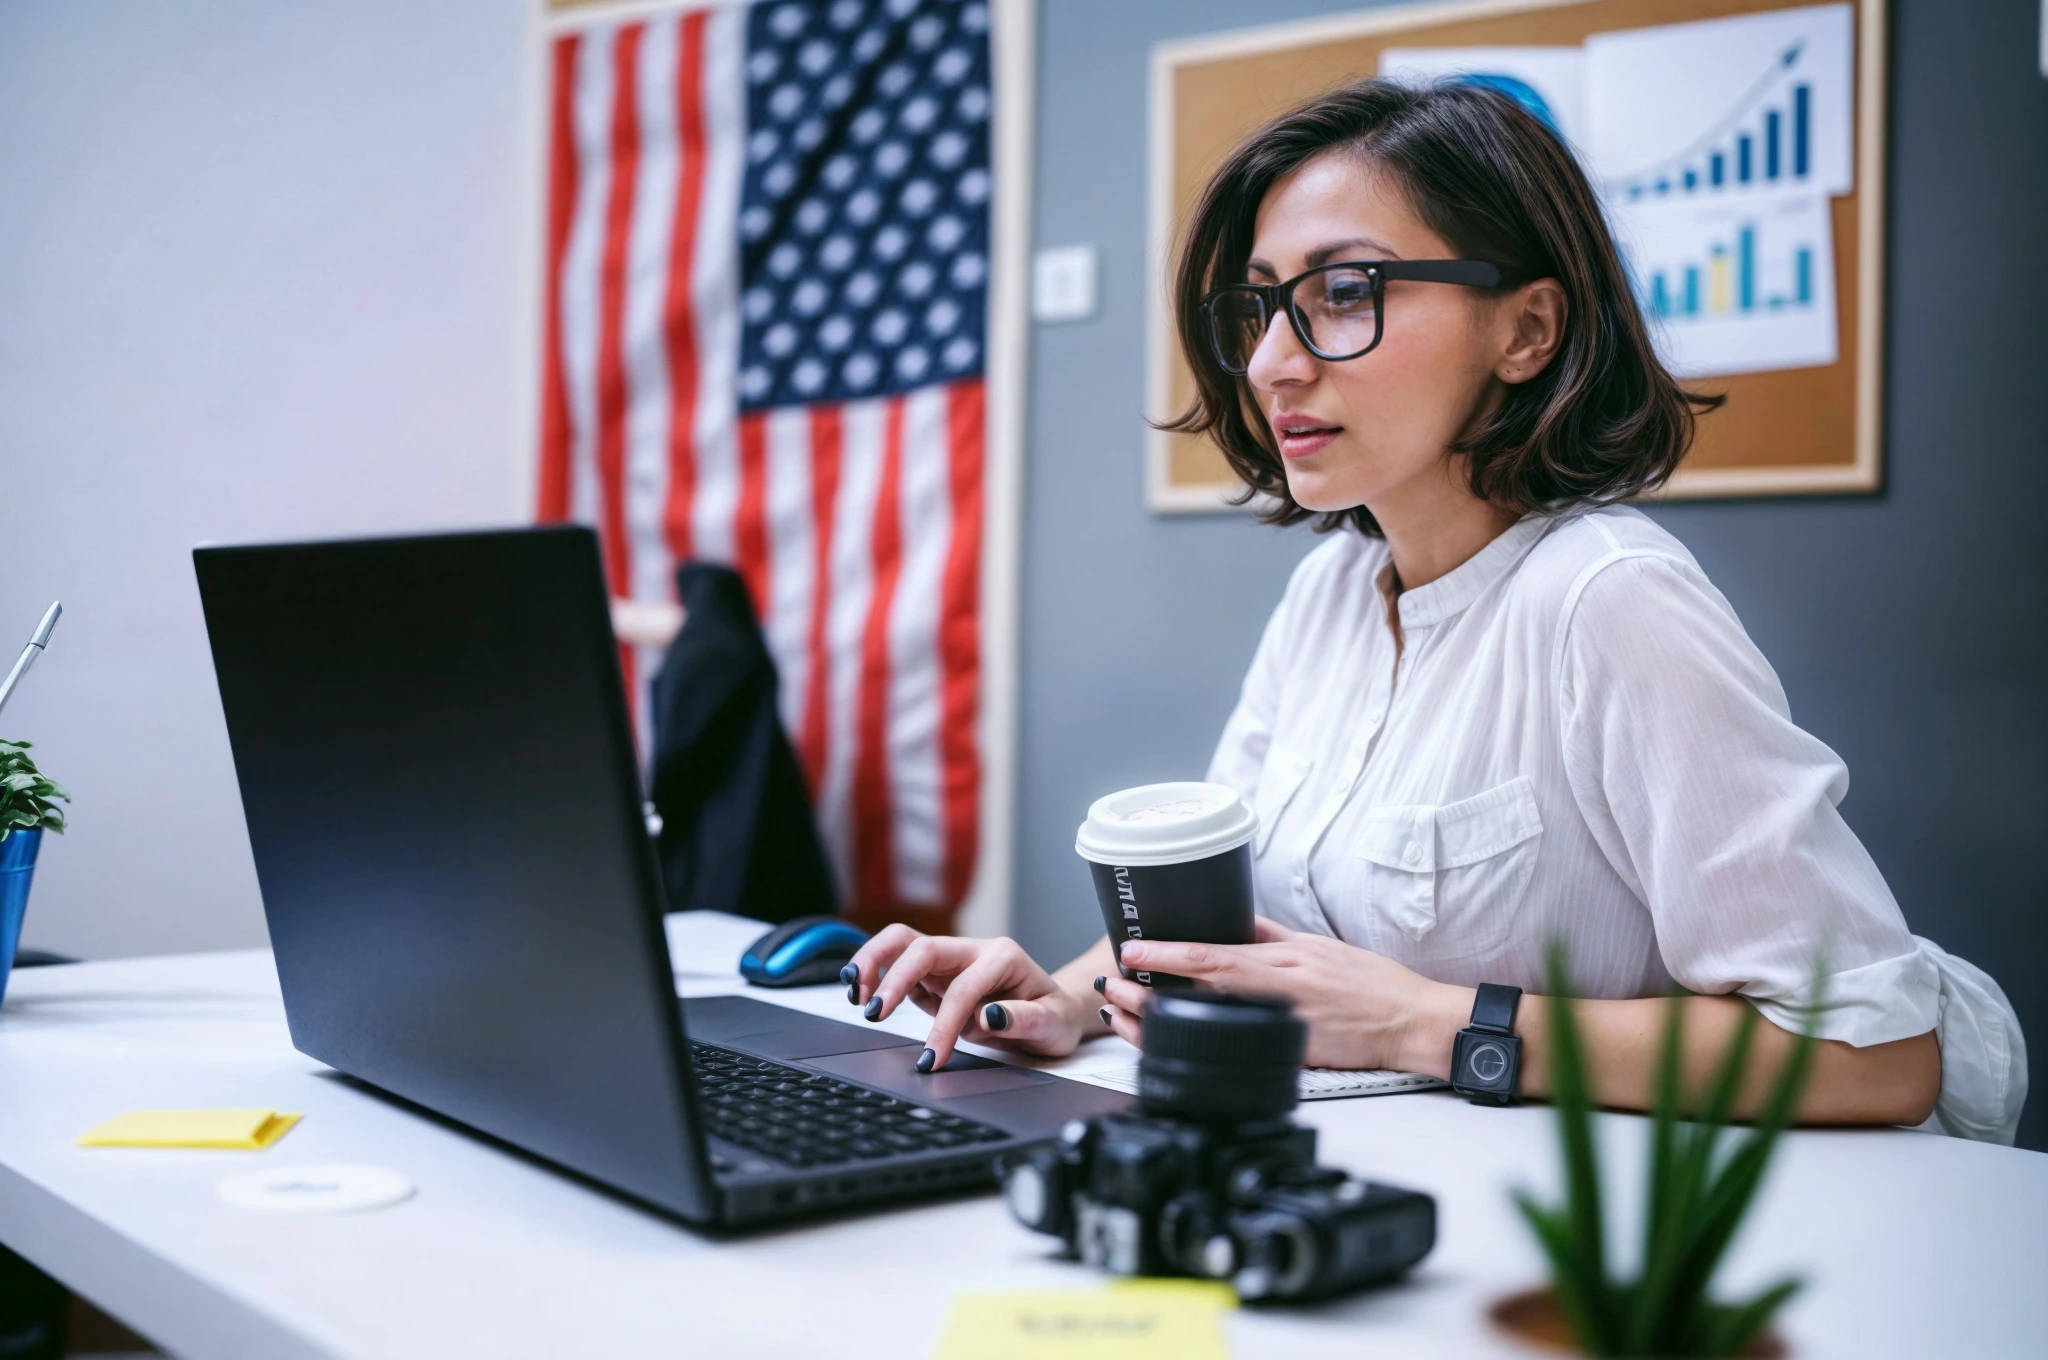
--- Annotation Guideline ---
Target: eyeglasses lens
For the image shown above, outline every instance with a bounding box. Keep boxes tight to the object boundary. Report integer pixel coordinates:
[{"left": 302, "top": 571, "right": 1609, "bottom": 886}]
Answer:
[
  {"left": 1295, "top": 267, "right": 1378, "bottom": 361},
  {"left": 1209, "top": 291, "right": 1267, "bottom": 375}
]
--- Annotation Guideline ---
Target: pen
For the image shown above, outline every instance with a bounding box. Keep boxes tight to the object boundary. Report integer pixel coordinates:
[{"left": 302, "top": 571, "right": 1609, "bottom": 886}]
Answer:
[{"left": 0, "top": 601, "right": 62, "bottom": 722}]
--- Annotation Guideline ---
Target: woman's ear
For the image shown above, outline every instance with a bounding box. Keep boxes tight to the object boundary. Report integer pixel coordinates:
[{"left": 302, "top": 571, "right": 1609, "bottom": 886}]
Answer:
[{"left": 1496, "top": 278, "right": 1567, "bottom": 384}]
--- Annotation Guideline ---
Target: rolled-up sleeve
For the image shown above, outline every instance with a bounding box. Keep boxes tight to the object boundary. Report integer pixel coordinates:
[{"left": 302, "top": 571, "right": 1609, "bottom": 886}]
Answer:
[{"left": 1557, "top": 552, "right": 2025, "bottom": 1142}]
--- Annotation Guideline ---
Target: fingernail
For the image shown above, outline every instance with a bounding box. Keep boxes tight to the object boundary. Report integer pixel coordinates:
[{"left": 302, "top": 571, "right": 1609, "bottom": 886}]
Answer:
[
  {"left": 1093, "top": 975, "right": 1107, "bottom": 994},
  {"left": 1099, "top": 1007, "right": 1113, "bottom": 1027},
  {"left": 915, "top": 1047, "right": 936, "bottom": 1073},
  {"left": 846, "top": 982, "right": 860, "bottom": 1005},
  {"left": 984, "top": 1002, "right": 1010, "bottom": 1032},
  {"left": 863, "top": 997, "right": 883, "bottom": 1021},
  {"left": 838, "top": 962, "right": 859, "bottom": 986}
]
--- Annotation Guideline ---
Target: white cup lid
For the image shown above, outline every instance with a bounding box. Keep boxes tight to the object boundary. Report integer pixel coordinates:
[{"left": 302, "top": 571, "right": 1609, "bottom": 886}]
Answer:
[{"left": 1074, "top": 781, "right": 1258, "bottom": 867}]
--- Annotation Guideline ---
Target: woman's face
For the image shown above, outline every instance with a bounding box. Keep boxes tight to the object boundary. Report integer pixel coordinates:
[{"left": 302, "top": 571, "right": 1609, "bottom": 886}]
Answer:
[{"left": 1241, "top": 153, "right": 1507, "bottom": 517}]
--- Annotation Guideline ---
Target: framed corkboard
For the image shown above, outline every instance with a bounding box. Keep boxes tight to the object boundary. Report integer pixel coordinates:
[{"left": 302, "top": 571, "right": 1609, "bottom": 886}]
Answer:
[{"left": 1146, "top": 0, "right": 1886, "bottom": 511}]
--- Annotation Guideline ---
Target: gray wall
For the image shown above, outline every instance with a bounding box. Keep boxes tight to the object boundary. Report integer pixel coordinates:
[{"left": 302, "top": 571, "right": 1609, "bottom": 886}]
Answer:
[
  {"left": 0, "top": 1, "right": 532, "bottom": 958},
  {"left": 1015, "top": 0, "right": 2048, "bottom": 1151}
]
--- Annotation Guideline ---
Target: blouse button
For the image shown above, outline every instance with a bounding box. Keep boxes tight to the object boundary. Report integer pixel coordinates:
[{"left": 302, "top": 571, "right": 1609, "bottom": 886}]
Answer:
[
  {"left": 1291, "top": 875, "right": 1306, "bottom": 893},
  {"left": 1402, "top": 841, "right": 1422, "bottom": 865}
]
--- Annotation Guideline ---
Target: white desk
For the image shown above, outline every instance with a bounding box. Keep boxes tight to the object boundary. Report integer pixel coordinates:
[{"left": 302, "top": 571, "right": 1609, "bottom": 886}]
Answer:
[{"left": 1, "top": 912, "right": 2042, "bottom": 1360}]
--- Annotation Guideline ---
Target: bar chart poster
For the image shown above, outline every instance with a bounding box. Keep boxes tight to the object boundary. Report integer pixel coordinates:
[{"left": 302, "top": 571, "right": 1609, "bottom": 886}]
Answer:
[
  {"left": 1586, "top": 3, "right": 1853, "bottom": 200},
  {"left": 1617, "top": 191, "right": 1837, "bottom": 379}
]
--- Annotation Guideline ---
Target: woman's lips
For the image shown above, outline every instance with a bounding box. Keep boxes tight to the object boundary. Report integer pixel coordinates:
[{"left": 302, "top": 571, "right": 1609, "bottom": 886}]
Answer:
[{"left": 1277, "top": 425, "right": 1341, "bottom": 459}]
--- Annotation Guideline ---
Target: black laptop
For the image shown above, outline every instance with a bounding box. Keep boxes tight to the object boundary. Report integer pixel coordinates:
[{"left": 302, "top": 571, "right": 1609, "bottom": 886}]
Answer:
[{"left": 194, "top": 525, "right": 1126, "bottom": 1227}]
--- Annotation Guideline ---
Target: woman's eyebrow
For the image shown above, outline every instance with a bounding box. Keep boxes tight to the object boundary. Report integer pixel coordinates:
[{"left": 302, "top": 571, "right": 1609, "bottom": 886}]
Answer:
[{"left": 1306, "top": 237, "right": 1401, "bottom": 266}]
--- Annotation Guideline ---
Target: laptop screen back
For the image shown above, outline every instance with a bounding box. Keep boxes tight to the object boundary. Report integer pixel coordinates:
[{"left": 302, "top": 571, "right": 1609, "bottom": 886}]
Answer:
[{"left": 195, "top": 526, "right": 713, "bottom": 1221}]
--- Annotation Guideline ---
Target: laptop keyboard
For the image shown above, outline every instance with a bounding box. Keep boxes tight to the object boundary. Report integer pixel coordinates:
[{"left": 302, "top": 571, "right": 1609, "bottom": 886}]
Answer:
[{"left": 691, "top": 1042, "right": 1010, "bottom": 1169}]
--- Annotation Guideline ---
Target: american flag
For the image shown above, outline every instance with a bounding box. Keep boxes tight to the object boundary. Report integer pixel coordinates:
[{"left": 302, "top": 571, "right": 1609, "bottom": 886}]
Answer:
[{"left": 537, "top": 0, "right": 991, "bottom": 930}]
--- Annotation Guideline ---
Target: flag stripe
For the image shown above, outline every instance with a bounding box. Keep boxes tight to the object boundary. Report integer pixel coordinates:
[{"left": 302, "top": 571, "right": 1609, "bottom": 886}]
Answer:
[
  {"left": 733, "top": 410, "right": 772, "bottom": 617},
  {"left": 819, "top": 399, "right": 887, "bottom": 885},
  {"left": 853, "top": 399, "right": 907, "bottom": 909},
  {"left": 799, "top": 403, "right": 843, "bottom": 798},
  {"left": 537, "top": 34, "right": 581, "bottom": 522},
  {"left": 595, "top": 23, "right": 642, "bottom": 597},
  {"left": 660, "top": 8, "right": 710, "bottom": 565},
  {"left": 596, "top": 25, "right": 645, "bottom": 704},
  {"left": 887, "top": 385, "right": 953, "bottom": 905},
  {"left": 940, "top": 379, "right": 986, "bottom": 907},
  {"left": 563, "top": 29, "right": 614, "bottom": 541},
  {"left": 762, "top": 403, "right": 816, "bottom": 743},
  {"left": 686, "top": 7, "right": 744, "bottom": 566}
]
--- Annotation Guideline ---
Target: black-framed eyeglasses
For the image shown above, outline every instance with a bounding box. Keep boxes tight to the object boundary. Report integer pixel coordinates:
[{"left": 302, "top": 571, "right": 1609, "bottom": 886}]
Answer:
[{"left": 1199, "top": 260, "right": 1505, "bottom": 376}]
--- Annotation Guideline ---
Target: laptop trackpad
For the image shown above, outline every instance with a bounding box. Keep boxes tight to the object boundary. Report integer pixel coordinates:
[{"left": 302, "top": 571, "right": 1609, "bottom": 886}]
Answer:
[
  {"left": 805, "top": 1046, "right": 1055, "bottom": 1101},
  {"left": 684, "top": 994, "right": 917, "bottom": 1060}
]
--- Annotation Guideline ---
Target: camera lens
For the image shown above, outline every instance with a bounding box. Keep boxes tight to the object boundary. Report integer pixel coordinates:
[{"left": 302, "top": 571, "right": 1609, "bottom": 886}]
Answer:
[{"left": 1138, "top": 992, "right": 1305, "bottom": 1120}]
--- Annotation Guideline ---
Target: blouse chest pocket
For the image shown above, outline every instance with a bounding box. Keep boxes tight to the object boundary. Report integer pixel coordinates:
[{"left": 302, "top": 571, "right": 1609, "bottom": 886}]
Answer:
[
  {"left": 1251, "top": 746, "right": 1316, "bottom": 856},
  {"left": 1354, "top": 776, "right": 1543, "bottom": 959}
]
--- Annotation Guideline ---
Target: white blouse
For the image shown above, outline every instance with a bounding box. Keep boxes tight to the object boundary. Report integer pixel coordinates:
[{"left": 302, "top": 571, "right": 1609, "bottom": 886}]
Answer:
[{"left": 1206, "top": 506, "right": 2027, "bottom": 1143}]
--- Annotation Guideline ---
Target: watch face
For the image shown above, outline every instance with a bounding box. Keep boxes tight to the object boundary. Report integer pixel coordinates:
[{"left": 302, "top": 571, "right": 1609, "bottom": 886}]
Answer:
[
  {"left": 1464, "top": 1039, "right": 1512, "bottom": 1088},
  {"left": 1454, "top": 1029, "right": 1519, "bottom": 1096}
]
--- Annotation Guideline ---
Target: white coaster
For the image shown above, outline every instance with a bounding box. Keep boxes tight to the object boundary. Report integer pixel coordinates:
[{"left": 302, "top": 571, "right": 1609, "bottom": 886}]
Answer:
[{"left": 216, "top": 1163, "right": 415, "bottom": 1214}]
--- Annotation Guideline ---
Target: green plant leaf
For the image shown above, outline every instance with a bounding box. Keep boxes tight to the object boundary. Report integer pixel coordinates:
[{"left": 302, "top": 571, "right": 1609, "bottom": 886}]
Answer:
[
  {"left": 1699, "top": 1276, "right": 1801, "bottom": 1357},
  {"left": 1667, "top": 999, "right": 1820, "bottom": 1337},
  {"left": 1628, "top": 993, "right": 1694, "bottom": 1353},
  {"left": 0, "top": 741, "right": 68, "bottom": 836},
  {"left": 1541, "top": 943, "right": 1620, "bottom": 1354},
  {"left": 1515, "top": 1193, "right": 1608, "bottom": 1355}
]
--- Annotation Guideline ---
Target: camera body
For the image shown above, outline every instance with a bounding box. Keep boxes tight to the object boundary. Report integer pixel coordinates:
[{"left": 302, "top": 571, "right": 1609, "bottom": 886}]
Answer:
[{"left": 1000, "top": 993, "right": 1435, "bottom": 1303}]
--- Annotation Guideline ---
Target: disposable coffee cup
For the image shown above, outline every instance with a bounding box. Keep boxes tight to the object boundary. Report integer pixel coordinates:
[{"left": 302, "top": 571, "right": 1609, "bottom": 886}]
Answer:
[{"left": 1075, "top": 781, "right": 1258, "bottom": 988}]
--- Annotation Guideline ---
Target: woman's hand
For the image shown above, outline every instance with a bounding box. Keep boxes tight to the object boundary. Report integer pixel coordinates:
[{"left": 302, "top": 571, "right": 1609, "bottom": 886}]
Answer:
[
  {"left": 843, "top": 926, "right": 1107, "bottom": 1072},
  {"left": 1106, "top": 918, "right": 1471, "bottom": 1076}
]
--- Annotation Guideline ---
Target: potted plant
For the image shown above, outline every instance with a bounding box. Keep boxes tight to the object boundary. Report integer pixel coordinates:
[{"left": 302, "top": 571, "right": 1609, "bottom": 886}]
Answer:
[
  {"left": 1, "top": 740, "right": 69, "bottom": 1008},
  {"left": 1494, "top": 948, "right": 1818, "bottom": 1357}
]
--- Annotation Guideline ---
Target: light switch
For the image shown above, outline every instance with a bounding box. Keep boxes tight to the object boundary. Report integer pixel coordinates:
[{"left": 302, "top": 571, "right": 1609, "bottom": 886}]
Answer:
[{"left": 1032, "top": 244, "right": 1098, "bottom": 323}]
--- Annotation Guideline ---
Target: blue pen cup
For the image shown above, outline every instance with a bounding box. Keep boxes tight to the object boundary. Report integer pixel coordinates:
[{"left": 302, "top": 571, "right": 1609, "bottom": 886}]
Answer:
[{"left": 0, "top": 828, "right": 43, "bottom": 1011}]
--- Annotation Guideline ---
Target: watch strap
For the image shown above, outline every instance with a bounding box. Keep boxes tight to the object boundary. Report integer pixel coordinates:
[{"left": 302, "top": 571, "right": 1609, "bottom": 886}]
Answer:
[{"left": 1469, "top": 983, "right": 1521, "bottom": 1035}]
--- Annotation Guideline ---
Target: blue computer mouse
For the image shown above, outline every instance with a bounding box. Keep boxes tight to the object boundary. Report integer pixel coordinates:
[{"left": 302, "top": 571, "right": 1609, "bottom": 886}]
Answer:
[{"left": 739, "top": 916, "right": 871, "bottom": 988}]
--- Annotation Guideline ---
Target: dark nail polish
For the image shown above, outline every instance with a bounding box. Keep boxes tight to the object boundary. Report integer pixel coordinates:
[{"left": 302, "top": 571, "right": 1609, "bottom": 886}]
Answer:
[
  {"left": 915, "top": 1047, "right": 937, "bottom": 1073},
  {"left": 984, "top": 1002, "right": 1010, "bottom": 1032},
  {"left": 863, "top": 997, "right": 884, "bottom": 1021},
  {"left": 1093, "top": 975, "right": 1107, "bottom": 994},
  {"left": 838, "top": 962, "right": 859, "bottom": 986},
  {"left": 1099, "top": 1007, "right": 1113, "bottom": 1027},
  {"left": 846, "top": 982, "right": 860, "bottom": 1005}
]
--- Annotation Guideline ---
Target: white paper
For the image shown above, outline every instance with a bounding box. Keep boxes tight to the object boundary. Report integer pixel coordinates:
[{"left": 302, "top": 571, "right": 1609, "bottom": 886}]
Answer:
[
  {"left": 1080, "top": 1063, "right": 1445, "bottom": 1101},
  {"left": 1586, "top": 2, "right": 1854, "bottom": 200},
  {"left": 1378, "top": 46, "right": 1589, "bottom": 155},
  {"left": 1609, "top": 188, "right": 1838, "bottom": 379}
]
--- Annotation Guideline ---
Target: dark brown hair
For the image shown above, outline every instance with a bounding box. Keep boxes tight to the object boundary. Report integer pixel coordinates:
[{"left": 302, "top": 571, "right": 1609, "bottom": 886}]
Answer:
[{"left": 1165, "top": 77, "right": 1722, "bottom": 535}]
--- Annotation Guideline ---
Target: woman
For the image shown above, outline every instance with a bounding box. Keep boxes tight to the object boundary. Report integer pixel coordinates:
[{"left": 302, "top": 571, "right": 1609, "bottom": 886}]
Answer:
[{"left": 845, "top": 80, "right": 2024, "bottom": 1139}]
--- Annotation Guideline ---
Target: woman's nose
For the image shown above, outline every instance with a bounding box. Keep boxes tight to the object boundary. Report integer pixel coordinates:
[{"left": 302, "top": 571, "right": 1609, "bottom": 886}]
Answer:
[{"left": 1245, "top": 309, "right": 1317, "bottom": 390}]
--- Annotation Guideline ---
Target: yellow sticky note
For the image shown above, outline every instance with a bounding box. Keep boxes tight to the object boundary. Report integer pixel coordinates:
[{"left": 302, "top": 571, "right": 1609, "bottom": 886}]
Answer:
[
  {"left": 934, "top": 1282, "right": 1233, "bottom": 1360},
  {"left": 78, "top": 1109, "right": 303, "bottom": 1150}
]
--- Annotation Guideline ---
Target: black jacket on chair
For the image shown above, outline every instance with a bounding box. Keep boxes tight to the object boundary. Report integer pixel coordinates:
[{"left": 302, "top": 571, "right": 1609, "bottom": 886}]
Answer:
[{"left": 646, "top": 564, "right": 838, "bottom": 925}]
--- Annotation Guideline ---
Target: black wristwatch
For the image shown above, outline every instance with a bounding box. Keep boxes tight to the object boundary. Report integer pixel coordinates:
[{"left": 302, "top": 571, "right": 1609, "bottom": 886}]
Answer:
[{"left": 1450, "top": 984, "right": 1523, "bottom": 1105}]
